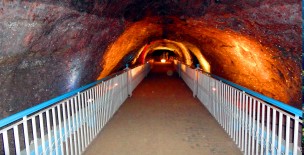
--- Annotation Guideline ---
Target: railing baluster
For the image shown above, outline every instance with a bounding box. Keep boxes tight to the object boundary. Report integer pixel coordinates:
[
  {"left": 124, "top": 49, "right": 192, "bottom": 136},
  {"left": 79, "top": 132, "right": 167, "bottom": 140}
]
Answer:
[
  {"left": 241, "top": 92, "right": 245, "bottom": 152},
  {"left": 52, "top": 107, "right": 59, "bottom": 155},
  {"left": 277, "top": 112, "right": 283, "bottom": 155},
  {"left": 223, "top": 84, "right": 226, "bottom": 130},
  {"left": 96, "top": 84, "right": 101, "bottom": 133},
  {"left": 223, "top": 83, "right": 226, "bottom": 129},
  {"left": 260, "top": 104, "right": 265, "bottom": 155},
  {"left": 293, "top": 116, "right": 299, "bottom": 155},
  {"left": 90, "top": 89, "right": 95, "bottom": 141},
  {"left": 71, "top": 97, "right": 77, "bottom": 154},
  {"left": 85, "top": 90, "right": 89, "bottom": 147},
  {"left": 251, "top": 98, "right": 256, "bottom": 155},
  {"left": 106, "top": 79, "right": 110, "bottom": 120},
  {"left": 80, "top": 92, "right": 85, "bottom": 151},
  {"left": 39, "top": 113, "right": 46, "bottom": 155},
  {"left": 226, "top": 85, "right": 229, "bottom": 131},
  {"left": 110, "top": 79, "right": 114, "bottom": 118},
  {"left": 229, "top": 86, "right": 233, "bottom": 138},
  {"left": 221, "top": 83, "right": 226, "bottom": 128},
  {"left": 57, "top": 104, "right": 64, "bottom": 155},
  {"left": 13, "top": 125, "right": 21, "bottom": 155},
  {"left": 75, "top": 93, "right": 81, "bottom": 153},
  {"left": 46, "top": 111, "right": 52, "bottom": 155},
  {"left": 67, "top": 99, "right": 73, "bottom": 155},
  {"left": 31, "top": 117, "right": 39, "bottom": 155},
  {"left": 62, "top": 101, "right": 69, "bottom": 155},
  {"left": 100, "top": 82, "right": 105, "bottom": 128},
  {"left": 89, "top": 88, "right": 94, "bottom": 142},
  {"left": 94, "top": 86, "right": 98, "bottom": 136},
  {"left": 219, "top": 82, "right": 223, "bottom": 125},
  {"left": 83, "top": 91, "right": 88, "bottom": 148},
  {"left": 3, "top": 130, "right": 10, "bottom": 155},
  {"left": 256, "top": 101, "right": 261, "bottom": 155},
  {"left": 238, "top": 91, "right": 242, "bottom": 148},
  {"left": 285, "top": 116, "right": 290, "bottom": 155},
  {"left": 245, "top": 95, "right": 248, "bottom": 155},
  {"left": 265, "top": 106, "right": 271, "bottom": 154},
  {"left": 101, "top": 82, "right": 106, "bottom": 128},
  {"left": 271, "top": 109, "right": 277, "bottom": 155},
  {"left": 234, "top": 90, "right": 238, "bottom": 147},
  {"left": 248, "top": 97, "right": 252, "bottom": 155}
]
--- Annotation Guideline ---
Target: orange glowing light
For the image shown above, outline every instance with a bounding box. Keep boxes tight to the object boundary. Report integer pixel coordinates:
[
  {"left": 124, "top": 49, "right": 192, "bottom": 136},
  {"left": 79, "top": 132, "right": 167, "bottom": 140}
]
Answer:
[{"left": 161, "top": 59, "right": 166, "bottom": 63}]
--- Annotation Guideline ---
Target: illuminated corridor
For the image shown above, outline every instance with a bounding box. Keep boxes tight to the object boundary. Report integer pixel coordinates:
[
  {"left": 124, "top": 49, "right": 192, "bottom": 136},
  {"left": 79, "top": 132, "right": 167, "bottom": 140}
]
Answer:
[
  {"left": 0, "top": 1, "right": 302, "bottom": 155},
  {"left": 84, "top": 63, "right": 241, "bottom": 155}
]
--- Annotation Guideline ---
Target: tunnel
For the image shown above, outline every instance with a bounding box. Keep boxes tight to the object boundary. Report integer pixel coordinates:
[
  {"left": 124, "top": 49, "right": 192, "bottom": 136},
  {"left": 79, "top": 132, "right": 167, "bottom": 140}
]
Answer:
[
  {"left": 0, "top": 1, "right": 302, "bottom": 120},
  {"left": 0, "top": 1, "right": 303, "bottom": 154}
]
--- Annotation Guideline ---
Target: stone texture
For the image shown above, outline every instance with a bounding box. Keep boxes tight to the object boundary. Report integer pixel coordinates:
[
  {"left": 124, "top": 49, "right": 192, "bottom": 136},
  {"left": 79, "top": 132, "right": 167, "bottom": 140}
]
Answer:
[
  {"left": 0, "top": 0, "right": 301, "bottom": 118},
  {"left": 0, "top": 1, "right": 125, "bottom": 118}
]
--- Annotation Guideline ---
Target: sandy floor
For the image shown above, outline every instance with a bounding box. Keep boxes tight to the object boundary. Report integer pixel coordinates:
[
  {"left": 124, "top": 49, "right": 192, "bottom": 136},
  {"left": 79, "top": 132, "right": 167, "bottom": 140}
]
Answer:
[{"left": 84, "top": 62, "right": 242, "bottom": 155}]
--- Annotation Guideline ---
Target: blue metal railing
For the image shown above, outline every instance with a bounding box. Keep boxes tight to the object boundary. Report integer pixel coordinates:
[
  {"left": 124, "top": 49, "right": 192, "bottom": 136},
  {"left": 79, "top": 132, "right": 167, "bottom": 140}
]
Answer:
[
  {"left": 180, "top": 62, "right": 302, "bottom": 118},
  {"left": 0, "top": 70, "right": 126, "bottom": 129},
  {"left": 211, "top": 74, "right": 303, "bottom": 118},
  {"left": 0, "top": 63, "right": 150, "bottom": 154}
]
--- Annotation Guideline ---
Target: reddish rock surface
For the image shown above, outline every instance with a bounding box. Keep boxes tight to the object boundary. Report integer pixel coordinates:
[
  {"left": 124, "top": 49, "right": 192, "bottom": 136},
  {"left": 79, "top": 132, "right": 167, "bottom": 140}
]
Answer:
[{"left": 0, "top": 0, "right": 301, "bottom": 118}]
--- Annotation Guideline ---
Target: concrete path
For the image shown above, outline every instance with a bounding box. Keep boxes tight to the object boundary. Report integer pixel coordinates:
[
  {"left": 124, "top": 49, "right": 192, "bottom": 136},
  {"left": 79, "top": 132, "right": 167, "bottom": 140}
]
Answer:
[{"left": 84, "top": 62, "right": 242, "bottom": 155}]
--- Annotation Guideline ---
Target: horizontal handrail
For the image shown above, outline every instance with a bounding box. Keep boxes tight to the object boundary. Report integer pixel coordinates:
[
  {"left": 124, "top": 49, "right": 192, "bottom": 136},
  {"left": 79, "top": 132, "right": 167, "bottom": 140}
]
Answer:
[{"left": 0, "top": 69, "right": 127, "bottom": 129}]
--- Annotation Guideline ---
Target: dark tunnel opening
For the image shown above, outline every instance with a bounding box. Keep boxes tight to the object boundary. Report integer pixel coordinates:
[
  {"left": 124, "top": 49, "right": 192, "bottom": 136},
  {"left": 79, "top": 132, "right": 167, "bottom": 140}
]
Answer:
[
  {"left": 146, "top": 49, "right": 177, "bottom": 62},
  {"left": 188, "top": 49, "right": 200, "bottom": 68}
]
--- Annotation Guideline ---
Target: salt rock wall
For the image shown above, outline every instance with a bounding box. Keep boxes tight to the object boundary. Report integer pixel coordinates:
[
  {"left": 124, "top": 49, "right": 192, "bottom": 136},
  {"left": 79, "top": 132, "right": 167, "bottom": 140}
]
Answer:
[
  {"left": 0, "top": 1, "right": 126, "bottom": 118},
  {"left": 0, "top": 0, "right": 301, "bottom": 119}
]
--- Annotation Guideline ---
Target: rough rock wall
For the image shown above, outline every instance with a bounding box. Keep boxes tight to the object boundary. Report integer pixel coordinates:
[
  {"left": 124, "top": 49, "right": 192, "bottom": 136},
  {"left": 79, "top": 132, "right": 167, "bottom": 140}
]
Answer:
[
  {"left": 0, "top": 1, "right": 126, "bottom": 118},
  {"left": 0, "top": 0, "right": 302, "bottom": 118},
  {"left": 202, "top": 0, "right": 302, "bottom": 108}
]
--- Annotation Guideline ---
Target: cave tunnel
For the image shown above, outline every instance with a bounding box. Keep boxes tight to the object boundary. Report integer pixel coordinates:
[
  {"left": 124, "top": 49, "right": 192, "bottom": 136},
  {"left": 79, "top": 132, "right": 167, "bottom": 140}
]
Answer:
[{"left": 0, "top": 0, "right": 302, "bottom": 119}]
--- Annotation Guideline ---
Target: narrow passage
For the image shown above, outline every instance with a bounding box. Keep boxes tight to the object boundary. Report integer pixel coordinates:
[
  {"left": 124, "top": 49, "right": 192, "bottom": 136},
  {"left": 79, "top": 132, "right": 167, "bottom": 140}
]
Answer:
[{"left": 84, "top": 62, "right": 242, "bottom": 155}]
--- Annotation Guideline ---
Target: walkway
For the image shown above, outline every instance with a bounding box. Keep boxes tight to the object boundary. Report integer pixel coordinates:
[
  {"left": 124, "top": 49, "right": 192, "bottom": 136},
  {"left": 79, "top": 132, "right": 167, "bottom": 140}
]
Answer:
[{"left": 84, "top": 62, "right": 242, "bottom": 155}]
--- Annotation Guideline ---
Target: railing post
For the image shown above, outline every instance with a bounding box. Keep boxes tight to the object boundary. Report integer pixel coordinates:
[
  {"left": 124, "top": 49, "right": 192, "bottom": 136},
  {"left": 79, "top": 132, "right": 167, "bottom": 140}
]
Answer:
[
  {"left": 126, "top": 64, "right": 132, "bottom": 97},
  {"left": 145, "top": 63, "right": 150, "bottom": 77},
  {"left": 193, "top": 64, "right": 199, "bottom": 97}
]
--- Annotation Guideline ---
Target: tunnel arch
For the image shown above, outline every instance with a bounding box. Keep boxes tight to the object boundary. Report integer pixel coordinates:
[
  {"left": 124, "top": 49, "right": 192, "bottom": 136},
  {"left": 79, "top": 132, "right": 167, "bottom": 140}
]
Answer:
[
  {"left": 131, "top": 41, "right": 184, "bottom": 65},
  {"left": 130, "top": 39, "right": 211, "bottom": 73},
  {"left": 145, "top": 49, "right": 177, "bottom": 62},
  {"left": 133, "top": 39, "right": 192, "bottom": 66},
  {"left": 97, "top": 16, "right": 300, "bottom": 107},
  {"left": 0, "top": 0, "right": 301, "bottom": 120}
]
